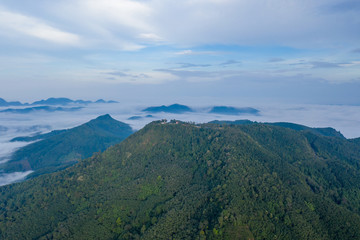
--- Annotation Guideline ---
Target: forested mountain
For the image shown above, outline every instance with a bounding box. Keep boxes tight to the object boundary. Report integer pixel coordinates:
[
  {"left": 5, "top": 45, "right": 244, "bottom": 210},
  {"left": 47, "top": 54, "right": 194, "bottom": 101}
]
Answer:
[
  {"left": 0, "top": 114, "right": 133, "bottom": 178},
  {"left": 10, "top": 129, "right": 67, "bottom": 142},
  {"left": 1, "top": 121, "right": 360, "bottom": 239}
]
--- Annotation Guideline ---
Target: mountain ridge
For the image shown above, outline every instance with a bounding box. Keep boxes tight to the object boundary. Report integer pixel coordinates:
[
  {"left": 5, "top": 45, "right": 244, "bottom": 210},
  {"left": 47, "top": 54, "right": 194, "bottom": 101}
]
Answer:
[{"left": 209, "top": 120, "right": 345, "bottom": 139}]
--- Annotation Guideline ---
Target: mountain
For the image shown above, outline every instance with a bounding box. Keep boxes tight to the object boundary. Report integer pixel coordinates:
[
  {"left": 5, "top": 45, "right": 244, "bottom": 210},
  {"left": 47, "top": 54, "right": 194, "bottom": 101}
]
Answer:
[
  {"left": 1, "top": 121, "right": 360, "bottom": 239},
  {"left": 0, "top": 114, "right": 133, "bottom": 178},
  {"left": 31, "top": 97, "right": 117, "bottom": 105},
  {"left": 95, "top": 99, "right": 118, "bottom": 104},
  {"left": 209, "top": 106, "right": 260, "bottom": 115},
  {"left": 142, "top": 104, "right": 193, "bottom": 113},
  {"left": 128, "top": 115, "right": 153, "bottom": 120},
  {"left": 210, "top": 120, "right": 345, "bottom": 139},
  {"left": 0, "top": 97, "right": 23, "bottom": 106},
  {"left": 0, "top": 106, "right": 83, "bottom": 114},
  {"left": 32, "top": 97, "right": 77, "bottom": 105},
  {"left": 0, "top": 97, "right": 118, "bottom": 107}
]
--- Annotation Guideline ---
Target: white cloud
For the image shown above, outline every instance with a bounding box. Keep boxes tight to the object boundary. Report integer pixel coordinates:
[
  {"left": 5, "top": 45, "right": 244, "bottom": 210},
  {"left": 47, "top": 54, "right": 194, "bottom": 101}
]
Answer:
[
  {"left": 174, "top": 50, "right": 219, "bottom": 55},
  {"left": 2, "top": 0, "right": 359, "bottom": 49},
  {"left": 0, "top": 171, "right": 34, "bottom": 186},
  {"left": 78, "top": 0, "right": 152, "bottom": 31},
  {"left": 149, "top": 0, "right": 360, "bottom": 48},
  {"left": 58, "top": 68, "right": 177, "bottom": 84},
  {"left": 0, "top": 8, "right": 80, "bottom": 45},
  {"left": 103, "top": 70, "right": 177, "bottom": 84},
  {"left": 339, "top": 61, "right": 360, "bottom": 67},
  {"left": 175, "top": 50, "right": 194, "bottom": 55},
  {"left": 138, "top": 33, "right": 163, "bottom": 42},
  {"left": 45, "top": 0, "right": 155, "bottom": 50}
]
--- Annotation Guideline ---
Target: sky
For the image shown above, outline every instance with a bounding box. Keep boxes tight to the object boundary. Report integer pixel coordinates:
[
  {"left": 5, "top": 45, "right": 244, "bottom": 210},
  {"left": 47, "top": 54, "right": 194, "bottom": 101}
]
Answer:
[{"left": 0, "top": 0, "right": 359, "bottom": 104}]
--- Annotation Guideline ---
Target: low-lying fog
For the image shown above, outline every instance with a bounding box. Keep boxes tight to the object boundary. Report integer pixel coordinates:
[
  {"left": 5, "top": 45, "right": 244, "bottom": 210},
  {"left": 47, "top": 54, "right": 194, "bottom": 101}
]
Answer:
[{"left": 1, "top": 102, "right": 360, "bottom": 186}]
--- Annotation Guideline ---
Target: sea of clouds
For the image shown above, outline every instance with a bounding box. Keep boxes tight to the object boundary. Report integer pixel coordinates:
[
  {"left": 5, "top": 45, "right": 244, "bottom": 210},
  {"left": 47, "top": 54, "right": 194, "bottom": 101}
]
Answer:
[{"left": 1, "top": 102, "right": 360, "bottom": 186}]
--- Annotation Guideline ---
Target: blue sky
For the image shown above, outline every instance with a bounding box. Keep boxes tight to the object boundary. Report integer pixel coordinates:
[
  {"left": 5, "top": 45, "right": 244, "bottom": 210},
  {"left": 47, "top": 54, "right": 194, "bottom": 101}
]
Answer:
[{"left": 0, "top": 0, "right": 359, "bottom": 104}]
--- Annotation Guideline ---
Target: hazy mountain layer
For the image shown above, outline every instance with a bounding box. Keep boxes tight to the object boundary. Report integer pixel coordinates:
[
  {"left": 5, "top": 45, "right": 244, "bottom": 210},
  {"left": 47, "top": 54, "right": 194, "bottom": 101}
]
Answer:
[
  {"left": 0, "top": 98, "right": 22, "bottom": 106},
  {"left": 0, "top": 97, "right": 117, "bottom": 107},
  {"left": 0, "top": 106, "right": 83, "bottom": 114},
  {"left": 32, "top": 97, "right": 117, "bottom": 105},
  {"left": 1, "top": 121, "right": 360, "bottom": 239}
]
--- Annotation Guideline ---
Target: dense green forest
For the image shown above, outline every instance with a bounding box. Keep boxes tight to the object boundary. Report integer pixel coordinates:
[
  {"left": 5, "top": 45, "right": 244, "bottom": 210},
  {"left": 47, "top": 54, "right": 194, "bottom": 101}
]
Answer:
[
  {"left": 1, "top": 120, "right": 360, "bottom": 239},
  {"left": 0, "top": 114, "right": 133, "bottom": 177},
  {"left": 209, "top": 120, "right": 345, "bottom": 139}
]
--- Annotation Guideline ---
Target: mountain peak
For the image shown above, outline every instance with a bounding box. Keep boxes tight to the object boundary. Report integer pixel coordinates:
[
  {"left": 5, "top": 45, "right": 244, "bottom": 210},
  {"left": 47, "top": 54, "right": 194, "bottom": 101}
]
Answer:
[
  {"left": 96, "top": 114, "right": 113, "bottom": 120},
  {"left": 87, "top": 114, "right": 119, "bottom": 127}
]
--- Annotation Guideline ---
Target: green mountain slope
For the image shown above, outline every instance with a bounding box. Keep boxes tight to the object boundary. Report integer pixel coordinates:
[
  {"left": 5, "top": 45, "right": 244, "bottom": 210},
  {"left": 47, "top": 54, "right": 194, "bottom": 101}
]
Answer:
[
  {"left": 0, "top": 114, "right": 133, "bottom": 177},
  {"left": 10, "top": 129, "right": 67, "bottom": 142},
  {"left": 1, "top": 121, "right": 360, "bottom": 239},
  {"left": 210, "top": 120, "right": 345, "bottom": 139}
]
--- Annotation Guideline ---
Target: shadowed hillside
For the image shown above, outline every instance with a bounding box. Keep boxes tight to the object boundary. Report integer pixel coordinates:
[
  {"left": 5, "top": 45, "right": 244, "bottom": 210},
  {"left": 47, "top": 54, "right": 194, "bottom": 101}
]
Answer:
[{"left": 1, "top": 114, "right": 133, "bottom": 178}]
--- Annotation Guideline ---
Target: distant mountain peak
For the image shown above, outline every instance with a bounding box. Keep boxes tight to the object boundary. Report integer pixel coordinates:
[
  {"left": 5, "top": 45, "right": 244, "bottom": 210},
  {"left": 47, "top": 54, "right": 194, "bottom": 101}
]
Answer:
[
  {"left": 0, "top": 97, "right": 24, "bottom": 106},
  {"left": 0, "top": 97, "right": 117, "bottom": 107},
  {"left": 30, "top": 98, "right": 118, "bottom": 106},
  {"left": 96, "top": 114, "right": 112, "bottom": 119},
  {"left": 209, "top": 106, "right": 260, "bottom": 115},
  {"left": 142, "top": 103, "right": 193, "bottom": 114},
  {"left": 86, "top": 114, "right": 119, "bottom": 126},
  {"left": 32, "top": 98, "right": 73, "bottom": 105}
]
